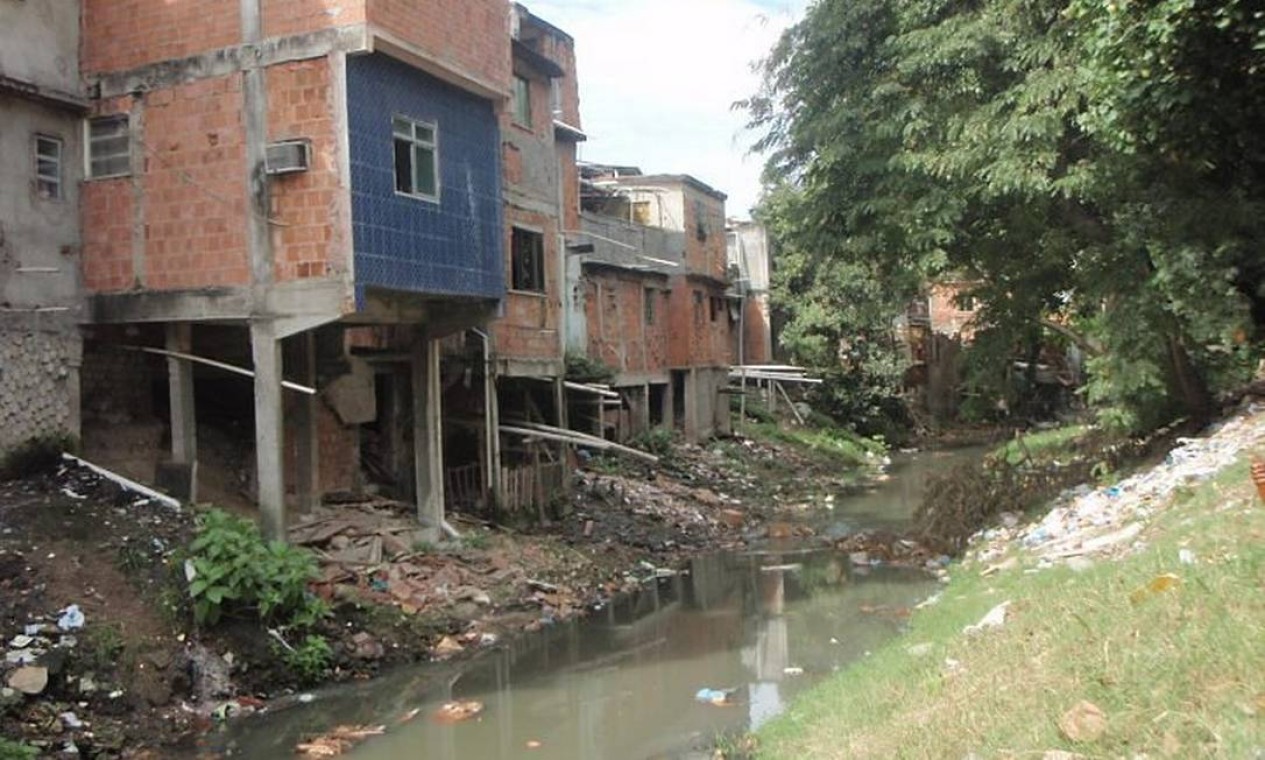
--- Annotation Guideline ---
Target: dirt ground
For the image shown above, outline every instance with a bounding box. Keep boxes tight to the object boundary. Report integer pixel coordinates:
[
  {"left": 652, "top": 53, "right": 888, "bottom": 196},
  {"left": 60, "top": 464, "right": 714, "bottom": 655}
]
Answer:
[{"left": 0, "top": 432, "right": 874, "bottom": 758}]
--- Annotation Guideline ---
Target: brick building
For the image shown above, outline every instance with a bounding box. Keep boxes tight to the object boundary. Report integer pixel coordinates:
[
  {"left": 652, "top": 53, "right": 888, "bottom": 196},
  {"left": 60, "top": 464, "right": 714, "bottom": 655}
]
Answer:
[
  {"left": 577, "top": 167, "right": 735, "bottom": 441},
  {"left": 75, "top": 0, "right": 513, "bottom": 538}
]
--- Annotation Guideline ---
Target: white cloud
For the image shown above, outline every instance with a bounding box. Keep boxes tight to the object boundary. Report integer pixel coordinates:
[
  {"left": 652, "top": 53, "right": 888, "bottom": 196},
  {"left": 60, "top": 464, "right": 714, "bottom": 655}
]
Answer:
[{"left": 526, "top": 0, "right": 809, "bottom": 218}]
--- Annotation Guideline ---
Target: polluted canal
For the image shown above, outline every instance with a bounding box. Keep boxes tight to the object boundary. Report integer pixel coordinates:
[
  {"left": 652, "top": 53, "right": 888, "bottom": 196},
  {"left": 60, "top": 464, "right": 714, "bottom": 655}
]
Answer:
[{"left": 218, "top": 451, "right": 968, "bottom": 759}]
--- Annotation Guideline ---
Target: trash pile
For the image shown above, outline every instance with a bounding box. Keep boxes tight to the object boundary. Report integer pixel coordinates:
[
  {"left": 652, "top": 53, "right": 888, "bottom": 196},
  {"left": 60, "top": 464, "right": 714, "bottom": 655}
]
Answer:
[
  {"left": 969, "top": 403, "right": 1265, "bottom": 568},
  {"left": 292, "top": 503, "right": 589, "bottom": 646}
]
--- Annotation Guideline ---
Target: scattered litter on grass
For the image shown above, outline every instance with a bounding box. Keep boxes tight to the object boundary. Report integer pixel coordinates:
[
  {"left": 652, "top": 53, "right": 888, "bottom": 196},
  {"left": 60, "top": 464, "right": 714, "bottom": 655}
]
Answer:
[
  {"left": 1128, "top": 573, "right": 1181, "bottom": 605},
  {"left": 963, "top": 601, "right": 1011, "bottom": 635},
  {"left": 1057, "top": 700, "right": 1107, "bottom": 743},
  {"left": 57, "top": 604, "right": 85, "bottom": 631}
]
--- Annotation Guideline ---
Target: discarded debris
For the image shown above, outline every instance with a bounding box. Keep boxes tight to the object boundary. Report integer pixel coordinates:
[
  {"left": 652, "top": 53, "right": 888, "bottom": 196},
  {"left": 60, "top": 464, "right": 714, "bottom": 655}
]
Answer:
[
  {"left": 694, "top": 687, "right": 738, "bottom": 706},
  {"left": 295, "top": 724, "right": 386, "bottom": 757},
  {"left": 1057, "top": 700, "right": 1107, "bottom": 743},
  {"left": 433, "top": 700, "right": 484, "bottom": 723},
  {"left": 7, "top": 666, "right": 49, "bottom": 695},
  {"left": 963, "top": 601, "right": 1011, "bottom": 635},
  {"left": 57, "top": 604, "right": 85, "bottom": 631},
  {"left": 1129, "top": 573, "right": 1181, "bottom": 605}
]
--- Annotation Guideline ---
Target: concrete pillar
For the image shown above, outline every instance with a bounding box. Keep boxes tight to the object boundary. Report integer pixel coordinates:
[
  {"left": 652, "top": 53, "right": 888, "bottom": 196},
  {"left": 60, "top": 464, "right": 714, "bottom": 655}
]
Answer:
[
  {"left": 390, "top": 366, "right": 413, "bottom": 499},
  {"left": 485, "top": 366, "right": 501, "bottom": 508},
  {"left": 251, "top": 321, "right": 286, "bottom": 541},
  {"left": 292, "top": 332, "right": 319, "bottom": 514},
  {"left": 166, "top": 323, "right": 196, "bottom": 465},
  {"left": 412, "top": 335, "right": 444, "bottom": 542},
  {"left": 637, "top": 384, "right": 651, "bottom": 435},
  {"left": 684, "top": 368, "right": 699, "bottom": 442}
]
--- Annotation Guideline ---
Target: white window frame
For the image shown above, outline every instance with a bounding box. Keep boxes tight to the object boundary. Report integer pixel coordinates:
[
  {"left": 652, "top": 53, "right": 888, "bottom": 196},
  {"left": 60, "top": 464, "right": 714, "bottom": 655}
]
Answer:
[
  {"left": 392, "top": 115, "right": 440, "bottom": 203},
  {"left": 512, "top": 75, "right": 532, "bottom": 128},
  {"left": 86, "top": 115, "right": 131, "bottom": 180},
  {"left": 34, "top": 134, "right": 63, "bottom": 200}
]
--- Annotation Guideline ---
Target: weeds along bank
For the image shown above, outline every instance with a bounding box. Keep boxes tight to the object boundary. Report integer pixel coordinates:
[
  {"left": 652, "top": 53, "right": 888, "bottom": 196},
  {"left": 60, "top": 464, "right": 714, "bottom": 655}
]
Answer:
[{"left": 756, "top": 403, "right": 1265, "bottom": 759}]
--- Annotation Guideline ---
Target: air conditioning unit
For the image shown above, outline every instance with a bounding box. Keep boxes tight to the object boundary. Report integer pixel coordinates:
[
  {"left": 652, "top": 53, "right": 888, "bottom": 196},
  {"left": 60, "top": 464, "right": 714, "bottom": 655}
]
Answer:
[{"left": 265, "top": 139, "right": 311, "bottom": 175}]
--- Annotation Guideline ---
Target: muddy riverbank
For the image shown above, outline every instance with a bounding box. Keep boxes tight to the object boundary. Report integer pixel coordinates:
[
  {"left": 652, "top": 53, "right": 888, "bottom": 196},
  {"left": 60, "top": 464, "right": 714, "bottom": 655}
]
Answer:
[{"left": 0, "top": 426, "right": 912, "bottom": 757}]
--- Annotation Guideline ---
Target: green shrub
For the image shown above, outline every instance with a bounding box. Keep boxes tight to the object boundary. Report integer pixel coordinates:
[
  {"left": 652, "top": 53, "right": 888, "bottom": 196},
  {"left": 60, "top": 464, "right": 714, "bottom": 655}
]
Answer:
[
  {"left": 275, "top": 634, "right": 333, "bottom": 683},
  {"left": 0, "top": 737, "right": 38, "bottom": 760},
  {"left": 185, "top": 509, "right": 324, "bottom": 627},
  {"left": 631, "top": 427, "right": 676, "bottom": 457}
]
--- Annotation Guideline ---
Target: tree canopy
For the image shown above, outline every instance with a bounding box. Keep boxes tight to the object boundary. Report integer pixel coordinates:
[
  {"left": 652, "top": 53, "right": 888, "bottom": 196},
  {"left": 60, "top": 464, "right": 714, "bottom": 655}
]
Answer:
[{"left": 746, "top": 0, "right": 1264, "bottom": 430}]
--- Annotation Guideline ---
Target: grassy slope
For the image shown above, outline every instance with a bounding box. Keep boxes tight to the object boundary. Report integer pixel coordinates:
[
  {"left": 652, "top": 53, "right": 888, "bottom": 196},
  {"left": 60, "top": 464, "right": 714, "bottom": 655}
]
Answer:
[{"left": 757, "top": 456, "right": 1265, "bottom": 758}]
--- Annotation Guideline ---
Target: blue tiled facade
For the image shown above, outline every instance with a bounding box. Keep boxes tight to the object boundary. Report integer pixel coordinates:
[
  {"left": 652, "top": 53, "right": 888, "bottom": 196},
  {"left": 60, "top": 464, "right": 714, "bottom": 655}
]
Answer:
[{"left": 347, "top": 53, "right": 505, "bottom": 305}]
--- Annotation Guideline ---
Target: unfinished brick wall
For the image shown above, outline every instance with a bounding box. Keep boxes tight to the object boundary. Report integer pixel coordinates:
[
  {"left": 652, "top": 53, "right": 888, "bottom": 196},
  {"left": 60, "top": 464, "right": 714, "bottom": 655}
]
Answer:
[
  {"left": 371, "top": 0, "right": 511, "bottom": 90},
  {"left": 140, "top": 74, "right": 252, "bottom": 289},
  {"left": 584, "top": 271, "right": 669, "bottom": 375},
  {"left": 83, "top": 0, "right": 240, "bottom": 74},
  {"left": 262, "top": 0, "right": 368, "bottom": 39},
  {"left": 266, "top": 58, "right": 348, "bottom": 282},
  {"left": 929, "top": 282, "right": 979, "bottom": 339},
  {"left": 667, "top": 279, "right": 733, "bottom": 368},
  {"left": 497, "top": 189, "right": 561, "bottom": 362}
]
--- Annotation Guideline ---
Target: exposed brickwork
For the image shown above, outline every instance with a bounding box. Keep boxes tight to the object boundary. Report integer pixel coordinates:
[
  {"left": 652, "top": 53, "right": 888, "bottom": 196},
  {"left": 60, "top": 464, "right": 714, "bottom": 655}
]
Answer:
[
  {"left": 495, "top": 208, "right": 560, "bottom": 360},
  {"left": 266, "top": 58, "right": 347, "bottom": 282},
  {"left": 740, "top": 294, "right": 773, "bottom": 364},
  {"left": 666, "top": 278, "right": 734, "bottom": 369},
  {"left": 371, "top": 0, "right": 511, "bottom": 91},
  {"left": 82, "top": 0, "right": 240, "bottom": 74},
  {"left": 140, "top": 74, "right": 252, "bottom": 289},
  {"left": 929, "top": 282, "right": 979, "bottom": 339},
  {"left": 584, "top": 272, "right": 669, "bottom": 375},
  {"left": 262, "top": 0, "right": 368, "bottom": 39},
  {"left": 0, "top": 330, "right": 82, "bottom": 456},
  {"left": 681, "top": 186, "right": 728, "bottom": 281},
  {"left": 81, "top": 179, "right": 137, "bottom": 292}
]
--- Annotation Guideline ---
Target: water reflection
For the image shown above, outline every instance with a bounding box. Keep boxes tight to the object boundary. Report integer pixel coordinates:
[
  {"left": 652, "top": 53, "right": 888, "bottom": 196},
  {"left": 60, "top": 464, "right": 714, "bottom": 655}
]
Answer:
[{"left": 222, "top": 552, "right": 932, "bottom": 760}]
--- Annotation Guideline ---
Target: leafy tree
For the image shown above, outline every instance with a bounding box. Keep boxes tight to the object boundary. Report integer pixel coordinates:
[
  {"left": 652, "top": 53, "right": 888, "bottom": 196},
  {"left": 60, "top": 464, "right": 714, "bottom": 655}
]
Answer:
[{"left": 745, "top": 0, "right": 1263, "bottom": 431}]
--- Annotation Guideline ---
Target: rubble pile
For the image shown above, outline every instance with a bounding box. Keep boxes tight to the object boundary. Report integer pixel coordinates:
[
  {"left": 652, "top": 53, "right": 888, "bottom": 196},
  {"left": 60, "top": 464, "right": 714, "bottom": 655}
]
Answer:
[{"left": 969, "top": 403, "right": 1265, "bottom": 568}]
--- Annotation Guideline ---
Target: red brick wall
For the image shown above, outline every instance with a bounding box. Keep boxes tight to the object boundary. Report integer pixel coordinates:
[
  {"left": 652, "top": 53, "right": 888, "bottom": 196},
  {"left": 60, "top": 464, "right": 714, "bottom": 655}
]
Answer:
[
  {"left": 263, "top": 0, "right": 368, "bottom": 39},
  {"left": 140, "top": 74, "right": 251, "bottom": 289},
  {"left": 83, "top": 0, "right": 240, "bottom": 74},
  {"left": 82, "top": 97, "right": 136, "bottom": 291},
  {"left": 266, "top": 59, "right": 347, "bottom": 282},
  {"left": 584, "top": 272, "right": 669, "bottom": 375},
  {"left": 929, "top": 282, "right": 979, "bottom": 339},
  {"left": 495, "top": 208, "right": 560, "bottom": 361},
  {"left": 370, "top": 0, "right": 511, "bottom": 90},
  {"left": 667, "top": 278, "right": 733, "bottom": 368}
]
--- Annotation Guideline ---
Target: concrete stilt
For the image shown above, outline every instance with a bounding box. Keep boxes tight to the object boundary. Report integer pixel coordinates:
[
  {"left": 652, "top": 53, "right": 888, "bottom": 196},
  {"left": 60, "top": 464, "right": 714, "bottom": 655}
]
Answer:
[
  {"left": 166, "top": 323, "right": 197, "bottom": 467},
  {"left": 485, "top": 366, "right": 501, "bottom": 508},
  {"left": 292, "top": 331, "right": 319, "bottom": 514},
  {"left": 684, "top": 368, "right": 699, "bottom": 442},
  {"left": 251, "top": 321, "right": 286, "bottom": 541},
  {"left": 166, "top": 322, "right": 198, "bottom": 500},
  {"left": 412, "top": 335, "right": 444, "bottom": 542}
]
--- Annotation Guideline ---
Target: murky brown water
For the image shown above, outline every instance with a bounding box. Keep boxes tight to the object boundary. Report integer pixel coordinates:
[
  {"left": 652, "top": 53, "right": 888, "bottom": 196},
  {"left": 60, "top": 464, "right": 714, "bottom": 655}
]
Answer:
[{"left": 219, "top": 449, "right": 973, "bottom": 759}]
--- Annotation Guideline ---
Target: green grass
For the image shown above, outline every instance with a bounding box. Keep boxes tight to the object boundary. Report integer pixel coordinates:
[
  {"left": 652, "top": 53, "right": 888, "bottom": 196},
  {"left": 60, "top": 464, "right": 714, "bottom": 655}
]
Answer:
[
  {"left": 993, "top": 424, "right": 1091, "bottom": 465},
  {"left": 741, "top": 419, "right": 885, "bottom": 467},
  {"left": 756, "top": 455, "right": 1265, "bottom": 759}
]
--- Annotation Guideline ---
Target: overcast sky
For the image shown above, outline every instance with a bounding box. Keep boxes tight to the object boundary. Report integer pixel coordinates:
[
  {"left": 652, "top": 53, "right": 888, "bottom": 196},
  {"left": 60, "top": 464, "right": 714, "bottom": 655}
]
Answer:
[{"left": 527, "top": 0, "right": 811, "bottom": 219}]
